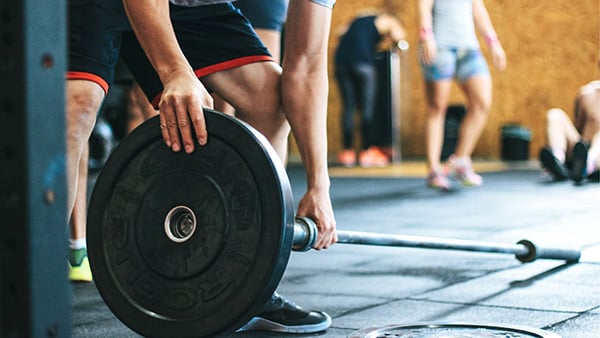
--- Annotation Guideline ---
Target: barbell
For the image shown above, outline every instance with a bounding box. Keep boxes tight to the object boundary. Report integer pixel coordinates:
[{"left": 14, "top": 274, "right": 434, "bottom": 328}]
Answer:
[{"left": 87, "top": 109, "right": 580, "bottom": 338}]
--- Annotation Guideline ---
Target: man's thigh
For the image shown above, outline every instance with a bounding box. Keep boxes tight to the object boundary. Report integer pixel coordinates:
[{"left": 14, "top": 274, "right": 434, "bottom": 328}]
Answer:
[
  {"left": 122, "top": 3, "right": 273, "bottom": 107},
  {"left": 203, "top": 61, "right": 283, "bottom": 117}
]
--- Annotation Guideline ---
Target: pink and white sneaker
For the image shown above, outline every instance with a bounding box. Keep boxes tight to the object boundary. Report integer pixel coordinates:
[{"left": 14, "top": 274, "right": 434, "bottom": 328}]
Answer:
[
  {"left": 446, "top": 155, "right": 483, "bottom": 187},
  {"left": 426, "top": 169, "right": 452, "bottom": 191}
]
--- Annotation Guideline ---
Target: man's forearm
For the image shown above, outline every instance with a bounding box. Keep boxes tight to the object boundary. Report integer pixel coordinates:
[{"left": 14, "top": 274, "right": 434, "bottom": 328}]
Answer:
[
  {"left": 282, "top": 68, "right": 330, "bottom": 189},
  {"left": 282, "top": 0, "right": 332, "bottom": 189},
  {"left": 122, "top": 0, "right": 193, "bottom": 82}
]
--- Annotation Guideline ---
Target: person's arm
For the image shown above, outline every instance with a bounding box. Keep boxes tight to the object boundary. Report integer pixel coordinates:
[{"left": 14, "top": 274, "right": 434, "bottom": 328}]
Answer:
[
  {"left": 374, "top": 13, "right": 406, "bottom": 50},
  {"left": 572, "top": 82, "right": 599, "bottom": 132},
  {"left": 281, "top": 0, "right": 336, "bottom": 250},
  {"left": 472, "top": 0, "right": 506, "bottom": 71},
  {"left": 418, "top": 0, "right": 436, "bottom": 65},
  {"left": 122, "top": 0, "right": 212, "bottom": 154}
]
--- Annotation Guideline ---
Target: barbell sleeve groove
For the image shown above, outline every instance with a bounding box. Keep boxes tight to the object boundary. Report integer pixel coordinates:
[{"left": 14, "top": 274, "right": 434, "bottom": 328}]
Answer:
[{"left": 293, "top": 217, "right": 580, "bottom": 263}]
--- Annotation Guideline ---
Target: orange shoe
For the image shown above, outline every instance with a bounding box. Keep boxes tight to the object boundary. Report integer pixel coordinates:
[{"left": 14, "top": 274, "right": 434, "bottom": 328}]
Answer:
[
  {"left": 337, "top": 149, "right": 356, "bottom": 167},
  {"left": 358, "top": 147, "right": 390, "bottom": 168}
]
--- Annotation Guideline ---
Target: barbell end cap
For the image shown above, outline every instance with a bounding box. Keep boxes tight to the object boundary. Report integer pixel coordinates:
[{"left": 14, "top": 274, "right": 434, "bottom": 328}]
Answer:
[
  {"left": 396, "top": 40, "right": 410, "bottom": 51},
  {"left": 292, "top": 217, "right": 318, "bottom": 252},
  {"left": 515, "top": 239, "right": 537, "bottom": 263},
  {"left": 516, "top": 239, "right": 581, "bottom": 263}
]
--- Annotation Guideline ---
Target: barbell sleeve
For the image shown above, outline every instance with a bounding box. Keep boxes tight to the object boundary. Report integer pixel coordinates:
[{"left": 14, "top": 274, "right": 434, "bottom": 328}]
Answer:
[{"left": 293, "top": 217, "right": 580, "bottom": 263}]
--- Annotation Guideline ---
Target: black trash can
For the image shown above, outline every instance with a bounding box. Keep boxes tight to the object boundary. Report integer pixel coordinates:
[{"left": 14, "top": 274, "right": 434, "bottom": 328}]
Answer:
[
  {"left": 501, "top": 124, "right": 532, "bottom": 161},
  {"left": 441, "top": 105, "right": 466, "bottom": 161}
]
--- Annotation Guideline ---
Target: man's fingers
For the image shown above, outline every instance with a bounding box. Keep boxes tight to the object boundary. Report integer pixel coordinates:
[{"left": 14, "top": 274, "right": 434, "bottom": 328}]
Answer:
[
  {"left": 159, "top": 103, "right": 182, "bottom": 152},
  {"left": 174, "top": 102, "right": 195, "bottom": 153},
  {"left": 191, "top": 116, "right": 207, "bottom": 146},
  {"left": 159, "top": 114, "right": 171, "bottom": 148},
  {"left": 313, "top": 219, "right": 337, "bottom": 250},
  {"left": 159, "top": 95, "right": 209, "bottom": 153},
  {"left": 188, "top": 99, "right": 207, "bottom": 146}
]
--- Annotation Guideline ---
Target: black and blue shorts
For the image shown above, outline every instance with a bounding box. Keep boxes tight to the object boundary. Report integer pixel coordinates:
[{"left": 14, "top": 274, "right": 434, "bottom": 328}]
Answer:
[
  {"left": 234, "top": 0, "right": 289, "bottom": 31},
  {"left": 67, "top": 1, "right": 272, "bottom": 106}
]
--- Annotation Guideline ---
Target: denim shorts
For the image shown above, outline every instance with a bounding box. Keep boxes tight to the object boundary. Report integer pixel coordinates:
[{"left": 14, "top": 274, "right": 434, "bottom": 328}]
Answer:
[{"left": 420, "top": 48, "right": 489, "bottom": 82}]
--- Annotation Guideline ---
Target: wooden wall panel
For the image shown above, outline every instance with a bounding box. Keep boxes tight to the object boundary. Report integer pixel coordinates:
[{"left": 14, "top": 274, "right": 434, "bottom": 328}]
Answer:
[{"left": 307, "top": 0, "right": 600, "bottom": 160}]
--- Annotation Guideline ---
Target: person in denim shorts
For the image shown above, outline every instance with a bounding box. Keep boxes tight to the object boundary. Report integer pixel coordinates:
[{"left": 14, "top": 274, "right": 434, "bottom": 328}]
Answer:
[{"left": 418, "top": 0, "right": 506, "bottom": 190}]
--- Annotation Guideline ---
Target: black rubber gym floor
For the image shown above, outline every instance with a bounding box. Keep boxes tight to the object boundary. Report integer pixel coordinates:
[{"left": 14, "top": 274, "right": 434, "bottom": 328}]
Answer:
[{"left": 73, "top": 162, "right": 600, "bottom": 338}]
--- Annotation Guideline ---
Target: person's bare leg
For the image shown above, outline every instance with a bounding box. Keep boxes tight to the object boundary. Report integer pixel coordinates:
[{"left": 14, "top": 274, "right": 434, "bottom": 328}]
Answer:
[
  {"left": 204, "top": 61, "right": 290, "bottom": 163},
  {"left": 213, "top": 28, "right": 283, "bottom": 117},
  {"left": 130, "top": 82, "right": 158, "bottom": 123},
  {"left": 454, "top": 74, "right": 492, "bottom": 158},
  {"left": 66, "top": 80, "right": 103, "bottom": 282},
  {"left": 126, "top": 83, "right": 147, "bottom": 132},
  {"left": 578, "top": 88, "right": 600, "bottom": 171},
  {"left": 424, "top": 80, "right": 452, "bottom": 171},
  {"left": 588, "top": 132, "right": 600, "bottom": 171},
  {"left": 70, "top": 144, "right": 88, "bottom": 242},
  {"left": 545, "top": 108, "right": 580, "bottom": 162},
  {"left": 66, "top": 80, "right": 105, "bottom": 214}
]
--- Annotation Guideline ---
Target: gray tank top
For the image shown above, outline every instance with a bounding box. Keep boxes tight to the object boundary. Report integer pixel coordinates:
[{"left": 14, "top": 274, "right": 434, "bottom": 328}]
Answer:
[{"left": 432, "top": 0, "right": 479, "bottom": 49}]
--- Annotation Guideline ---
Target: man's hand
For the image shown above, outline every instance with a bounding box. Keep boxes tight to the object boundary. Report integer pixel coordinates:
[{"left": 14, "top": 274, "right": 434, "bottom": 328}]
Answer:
[
  {"left": 158, "top": 69, "right": 213, "bottom": 153},
  {"left": 296, "top": 187, "right": 337, "bottom": 250}
]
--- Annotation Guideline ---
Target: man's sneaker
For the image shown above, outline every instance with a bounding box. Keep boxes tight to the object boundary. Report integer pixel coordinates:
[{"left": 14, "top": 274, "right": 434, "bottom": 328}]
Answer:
[
  {"left": 69, "top": 248, "right": 93, "bottom": 283},
  {"left": 446, "top": 155, "right": 483, "bottom": 187},
  {"left": 539, "top": 147, "right": 568, "bottom": 181},
  {"left": 570, "top": 141, "right": 589, "bottom": 183},
  {"left": 358, "top": 147, "right": 389, "bottom": 168},
  {"left": 337, "top": 149, "right": 356, "bottom": 167},
  {"left": 237, "top": 292, "right": 332, "bottom": 333},
  {"left": 426, "top": 169, "right": 451, "bottom": 191}
]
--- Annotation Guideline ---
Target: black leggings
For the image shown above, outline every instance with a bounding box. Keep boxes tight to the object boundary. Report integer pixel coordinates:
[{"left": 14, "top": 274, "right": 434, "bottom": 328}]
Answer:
[{"left": 335, "top": 63, "right": 378, "bottom": 150}]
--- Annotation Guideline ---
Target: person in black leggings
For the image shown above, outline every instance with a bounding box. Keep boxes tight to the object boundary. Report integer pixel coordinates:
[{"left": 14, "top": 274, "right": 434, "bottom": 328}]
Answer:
[{"left": 334, "top": 12, "right": 405, "bottom": 167}]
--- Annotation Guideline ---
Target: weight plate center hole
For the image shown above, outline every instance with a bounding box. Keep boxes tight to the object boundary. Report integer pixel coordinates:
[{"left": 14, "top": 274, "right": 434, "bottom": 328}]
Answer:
[{"left": 165, "top": 205, "right": 197, "bottom": 243}]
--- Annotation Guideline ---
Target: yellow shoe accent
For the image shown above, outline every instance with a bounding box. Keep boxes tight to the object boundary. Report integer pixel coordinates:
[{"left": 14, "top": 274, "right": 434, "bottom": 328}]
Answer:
[{"left": 69, "top": 256, "right": 93, "bottom": 283}]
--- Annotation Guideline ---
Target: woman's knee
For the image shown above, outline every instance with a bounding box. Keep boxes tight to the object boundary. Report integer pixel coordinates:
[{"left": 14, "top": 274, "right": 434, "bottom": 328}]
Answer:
[
  {"left": 427, "top": 102, "right": 447, "bottom": 120},
  {"left": 466, "top": 93, "right": 492, "bottom": 116},
  {"left": 585, "top": 111, "right": 600, "bottom": 130},
  {"left": 546, "top": 108, "right": 568, "bottom": 126}
]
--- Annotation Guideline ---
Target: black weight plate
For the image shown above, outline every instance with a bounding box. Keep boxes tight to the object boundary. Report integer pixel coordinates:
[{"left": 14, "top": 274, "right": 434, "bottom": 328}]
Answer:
[{"left": 87, "top": 109, "right": 295, "bottom": 338}]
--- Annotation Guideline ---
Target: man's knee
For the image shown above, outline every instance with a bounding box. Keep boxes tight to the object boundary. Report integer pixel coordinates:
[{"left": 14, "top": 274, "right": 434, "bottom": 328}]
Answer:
[
  {"left": 239, "top": 93, "right": 286, "bottom": 126},
  {"left": 67, "top": 81, "right": 105, "bottom": 144}
]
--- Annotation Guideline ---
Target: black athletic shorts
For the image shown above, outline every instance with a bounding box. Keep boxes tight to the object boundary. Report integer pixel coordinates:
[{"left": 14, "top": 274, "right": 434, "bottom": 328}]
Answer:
[
  {"left": 234, "top": 0, "right": 289, "bottom": 31},
  {"left": 67, "top": 1, "right": 272, "bottom": 106}
]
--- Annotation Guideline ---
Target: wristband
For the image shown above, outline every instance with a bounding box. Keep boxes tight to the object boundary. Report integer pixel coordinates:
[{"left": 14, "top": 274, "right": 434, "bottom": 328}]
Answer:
[
  {"left": 485, "top": 33, "right": 499, "bottom": 45},
  {"left": 419, "top": 27, "right": 433, "bottom": 41}
]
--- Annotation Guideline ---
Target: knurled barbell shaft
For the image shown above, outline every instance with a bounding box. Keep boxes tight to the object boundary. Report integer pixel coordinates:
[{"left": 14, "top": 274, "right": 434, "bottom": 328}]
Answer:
[{"left": 293, "top": 217, "right": 580, "bottom": 263}]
